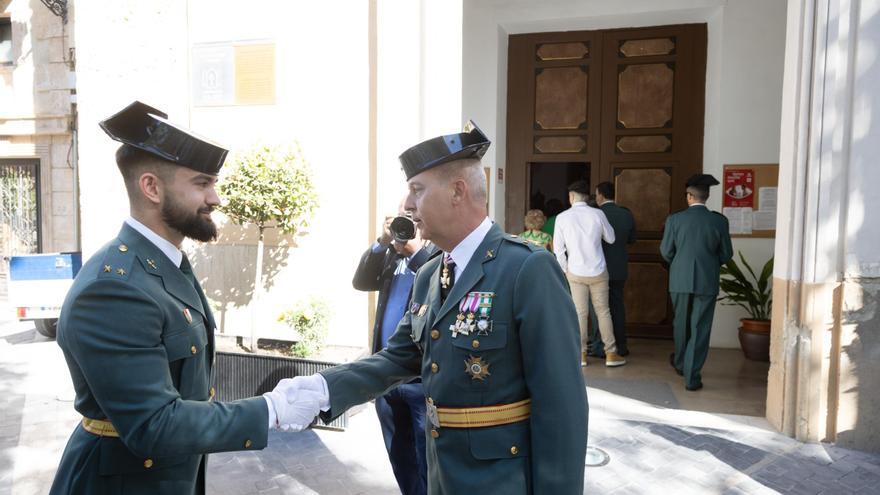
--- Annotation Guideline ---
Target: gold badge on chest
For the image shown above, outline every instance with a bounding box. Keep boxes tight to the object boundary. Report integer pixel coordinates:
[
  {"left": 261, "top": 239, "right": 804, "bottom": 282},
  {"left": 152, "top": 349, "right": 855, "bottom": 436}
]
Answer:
[{"left": 464, "top": 355, "right": 491, "bottom": 381}]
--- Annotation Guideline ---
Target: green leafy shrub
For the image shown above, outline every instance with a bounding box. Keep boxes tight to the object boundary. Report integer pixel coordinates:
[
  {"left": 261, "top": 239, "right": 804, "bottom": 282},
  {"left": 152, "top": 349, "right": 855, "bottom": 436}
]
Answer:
[
  {"left": 278, "top": 298, "right": 331, "bottom": 358},
  {"left": 718, "top": 253, "right": 774, "bottom": 321}
]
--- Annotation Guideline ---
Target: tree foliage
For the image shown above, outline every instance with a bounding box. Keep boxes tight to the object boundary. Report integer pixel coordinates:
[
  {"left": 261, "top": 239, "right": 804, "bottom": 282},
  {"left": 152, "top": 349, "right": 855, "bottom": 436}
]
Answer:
[
  {"left": 218, "top": 144, "right": 318, "bottom": 236},
  {"left": 718, "top": 253, "right": 774, "bottom": 321}
]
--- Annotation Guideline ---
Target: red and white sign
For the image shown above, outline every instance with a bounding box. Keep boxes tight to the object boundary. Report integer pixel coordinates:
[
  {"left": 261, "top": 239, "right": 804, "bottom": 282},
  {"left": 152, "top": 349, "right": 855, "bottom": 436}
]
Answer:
[{"left": 723, "top": 168, "right": 754, "bottom": 208}]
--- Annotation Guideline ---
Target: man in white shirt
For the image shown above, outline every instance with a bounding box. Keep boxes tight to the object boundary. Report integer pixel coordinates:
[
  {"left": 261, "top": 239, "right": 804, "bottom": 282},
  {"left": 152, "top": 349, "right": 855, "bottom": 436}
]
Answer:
[{"left": 553, "top": 180, "right": 626, "bottom": 367}]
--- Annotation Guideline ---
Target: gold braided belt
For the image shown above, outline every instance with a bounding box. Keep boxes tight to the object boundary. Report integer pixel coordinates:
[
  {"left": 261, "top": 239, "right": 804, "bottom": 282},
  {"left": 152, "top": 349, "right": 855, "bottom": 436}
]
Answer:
[
  {"left": 81, "top": 417, "right": 120, "bottom": 438},
  {"left": 434, "top": 398, "right": 531, "bottom": 428}
]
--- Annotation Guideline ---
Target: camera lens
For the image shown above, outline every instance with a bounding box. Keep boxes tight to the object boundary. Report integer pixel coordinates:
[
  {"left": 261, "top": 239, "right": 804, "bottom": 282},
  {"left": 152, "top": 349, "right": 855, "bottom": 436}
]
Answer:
[{"left": 390, "top": 216, "right": 415, "bottom": 242}]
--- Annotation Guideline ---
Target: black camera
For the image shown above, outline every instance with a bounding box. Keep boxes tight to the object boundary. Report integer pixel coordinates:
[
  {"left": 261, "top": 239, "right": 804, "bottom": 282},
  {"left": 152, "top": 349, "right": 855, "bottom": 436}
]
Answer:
[{"left": 389, "top": 214, "right": 416, "bottom": 243}]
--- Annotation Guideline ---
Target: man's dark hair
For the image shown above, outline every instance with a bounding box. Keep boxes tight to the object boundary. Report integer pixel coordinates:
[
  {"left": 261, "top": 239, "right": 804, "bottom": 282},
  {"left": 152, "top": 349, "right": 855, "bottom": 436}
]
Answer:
[
  {"left": 567, "top": 180, "right": 589, "bottom": 195},
  {"left": 686, "top": 185, "right": 710, "bottom": 202},
  {"left": 115, "top": 145, "right": 176, "bottom": 200},
  {"left": 596, "top": 181, "right": 614, "bottom": 200}
]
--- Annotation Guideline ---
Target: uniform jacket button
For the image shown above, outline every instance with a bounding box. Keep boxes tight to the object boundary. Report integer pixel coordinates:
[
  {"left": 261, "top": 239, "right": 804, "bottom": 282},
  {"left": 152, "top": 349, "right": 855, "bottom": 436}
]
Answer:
[
  {"left": 244, "top": 439, "right": 253, "bottom": 449},
  {"left": 472, "top": 340, "right": 480, "bottom": 349},
  {"left": 431, "top": 362, "right": 439, "bottom": 373},
  {"left": 510, "top": 445, "right": 519, "bottom": 455},
  {"left": 144, "top": 458, "right": 154, "bottom": 468},
  {"left": 431, "top": 429, "right": 439, "bottom": 439},
  {"left": 430, "top": 329, "right": 440, "bottom": 339},
  {"left": 190, "top": 345, "right": 197, "bottom": 355},
  {"left": 209, "top": 387, "right": 216, "bottom": 399}
]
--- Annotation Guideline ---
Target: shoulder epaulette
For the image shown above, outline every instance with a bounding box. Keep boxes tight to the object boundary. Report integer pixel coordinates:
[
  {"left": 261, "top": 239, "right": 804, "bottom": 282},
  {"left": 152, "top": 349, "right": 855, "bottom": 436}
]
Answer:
[
  {"left": 97, "top": 241, "right": 136, "bottom": 281},
  {"left": 502, "top": 233, "right": 540, "bottom": 251}
]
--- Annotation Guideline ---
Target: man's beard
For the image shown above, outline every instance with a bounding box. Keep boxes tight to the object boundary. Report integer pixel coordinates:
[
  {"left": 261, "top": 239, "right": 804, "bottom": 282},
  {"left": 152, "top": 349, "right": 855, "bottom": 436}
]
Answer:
[{"left": 161, "top": 195, "right": 218, "bottom": 242}]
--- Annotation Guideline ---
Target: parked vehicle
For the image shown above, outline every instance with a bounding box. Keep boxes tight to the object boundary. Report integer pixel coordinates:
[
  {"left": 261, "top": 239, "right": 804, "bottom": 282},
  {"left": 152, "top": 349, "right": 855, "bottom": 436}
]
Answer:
[{"left": 7, "top": 252, "right": 82, "bottom": 338}]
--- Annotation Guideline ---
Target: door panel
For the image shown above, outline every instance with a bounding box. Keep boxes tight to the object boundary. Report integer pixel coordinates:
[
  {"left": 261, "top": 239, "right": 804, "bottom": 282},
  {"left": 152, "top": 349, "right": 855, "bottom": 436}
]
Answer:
[{"left": 506, "top": 24, "right": 707, "bottom": 339}]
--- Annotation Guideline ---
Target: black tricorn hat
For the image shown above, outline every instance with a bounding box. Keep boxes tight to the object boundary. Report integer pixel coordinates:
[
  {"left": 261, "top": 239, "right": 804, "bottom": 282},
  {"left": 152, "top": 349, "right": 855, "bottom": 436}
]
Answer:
[
  {"left": 686, "top": 174, "right": 720, "bottom": 187},
  {"left": 398, "top": 121, "right": 491, "bottom": 180},
  {"left": 99, "top": 101, "right": 228, "bottom": 175}
]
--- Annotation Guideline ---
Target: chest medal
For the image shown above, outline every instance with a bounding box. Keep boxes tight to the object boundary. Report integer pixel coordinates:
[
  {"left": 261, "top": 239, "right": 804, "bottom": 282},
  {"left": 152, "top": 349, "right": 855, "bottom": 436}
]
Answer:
[{"left": 449, "top": 291, "right": 495, "bottom": 338}]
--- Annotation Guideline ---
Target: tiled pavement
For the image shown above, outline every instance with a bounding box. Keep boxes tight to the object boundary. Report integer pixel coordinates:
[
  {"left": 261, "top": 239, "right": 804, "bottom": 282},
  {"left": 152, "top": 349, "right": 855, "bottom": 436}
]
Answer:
[{"left": 2, "top": 322, "right": 880, "bottom": 494}]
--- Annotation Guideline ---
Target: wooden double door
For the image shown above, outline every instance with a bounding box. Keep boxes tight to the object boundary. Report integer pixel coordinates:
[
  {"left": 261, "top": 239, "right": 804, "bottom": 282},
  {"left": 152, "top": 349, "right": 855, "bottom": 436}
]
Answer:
[{"left": 505, "top": 24, "right": 707, "bottom": 339}]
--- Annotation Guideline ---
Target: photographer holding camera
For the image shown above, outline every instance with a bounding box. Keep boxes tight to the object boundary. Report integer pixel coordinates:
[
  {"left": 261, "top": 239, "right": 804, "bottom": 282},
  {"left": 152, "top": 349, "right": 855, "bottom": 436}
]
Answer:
[{"left": 352, "top": 198, "right": 436, "bottom": 495}]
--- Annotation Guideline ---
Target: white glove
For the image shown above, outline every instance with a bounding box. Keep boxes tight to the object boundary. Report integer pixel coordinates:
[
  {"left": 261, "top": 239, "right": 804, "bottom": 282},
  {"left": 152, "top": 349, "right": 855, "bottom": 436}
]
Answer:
[
  {"left": 262, "top": 389, "right": 322, "bottom": 432},
  {"left": 274, "top": 374, "right": 331, "bottom": 412}
]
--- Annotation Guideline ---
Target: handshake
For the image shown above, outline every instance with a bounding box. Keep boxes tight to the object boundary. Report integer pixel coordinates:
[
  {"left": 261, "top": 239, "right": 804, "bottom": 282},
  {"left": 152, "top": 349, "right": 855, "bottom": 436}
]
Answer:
[{"left": 262, "top": 374, "right": 329, "bottom": 432}]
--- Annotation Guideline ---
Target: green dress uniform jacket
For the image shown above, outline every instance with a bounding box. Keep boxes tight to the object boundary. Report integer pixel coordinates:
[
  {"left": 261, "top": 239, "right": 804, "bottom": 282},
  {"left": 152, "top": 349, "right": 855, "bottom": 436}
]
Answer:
[
  {"left": 319, "top": 224, "right": 588, "bottom": 495},
  {"left": 660, "top": 204, "right": 733, "bottom": 295},
  {"left": 660, "top": 204, "right": 734, "bottom": 388},
  {"left": 599, "top": 202, "right": 636, "bottom": 281},
  {"left": 51, "top": 224, "right": 268, "bottom": 495}
]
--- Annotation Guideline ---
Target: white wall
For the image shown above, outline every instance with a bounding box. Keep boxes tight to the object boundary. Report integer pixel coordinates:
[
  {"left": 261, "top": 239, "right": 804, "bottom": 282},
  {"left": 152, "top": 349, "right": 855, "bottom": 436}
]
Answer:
[
  {"left": 76, "top": 0, "right": 370, "bottom": 347},
  {"left": 461, "top": 0, "right": 787, "bottom": 347}
]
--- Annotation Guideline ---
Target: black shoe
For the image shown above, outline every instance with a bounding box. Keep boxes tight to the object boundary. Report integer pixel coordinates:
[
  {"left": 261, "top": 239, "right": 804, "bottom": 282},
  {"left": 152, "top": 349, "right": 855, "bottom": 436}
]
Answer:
[
  {"left": 669, "top": 353, "right": 683, "bottom": 376},
  {"left": 685, "top": 382, "right": 703, "bottom": 391}
]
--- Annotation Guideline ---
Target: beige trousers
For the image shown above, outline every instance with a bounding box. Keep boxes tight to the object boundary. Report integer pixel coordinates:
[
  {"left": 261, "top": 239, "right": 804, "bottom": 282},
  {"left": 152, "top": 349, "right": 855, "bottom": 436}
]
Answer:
[{"left": 567, "top": 270, "right": 616, "bottom": 355}]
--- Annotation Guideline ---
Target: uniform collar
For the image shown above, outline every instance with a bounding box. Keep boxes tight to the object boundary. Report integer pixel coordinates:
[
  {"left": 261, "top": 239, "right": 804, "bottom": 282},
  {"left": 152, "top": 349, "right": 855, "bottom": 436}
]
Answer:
[
  {"left": 447, "top": 217, "right": 493, "bottom": 272},
  {"left": 689, "top": 203, "right": 707, "bottom": 208},
  {"left": 599, "top": 200, "right": 615, "bottom": 206},
  {"left": 124, "top": 217, "right": 183, "bottom": 267}
]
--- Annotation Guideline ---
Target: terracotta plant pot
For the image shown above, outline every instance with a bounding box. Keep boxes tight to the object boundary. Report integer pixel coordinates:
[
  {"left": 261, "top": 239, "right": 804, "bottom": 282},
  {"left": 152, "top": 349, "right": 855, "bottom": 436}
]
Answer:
[{"left": 738, "top": 318, "right": 771, "bottom": 362}]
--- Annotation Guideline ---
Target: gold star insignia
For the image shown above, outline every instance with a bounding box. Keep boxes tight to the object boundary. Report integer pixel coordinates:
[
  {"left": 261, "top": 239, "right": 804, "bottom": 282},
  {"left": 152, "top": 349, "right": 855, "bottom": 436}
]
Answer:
[
  {"left": 486, "top": 249, "right": 495, "bottom": 258},
  {"left": 116, "top": 268, "right": 126, "bottom": 276},
  {"left": 147, "top": 259, "right": 158, "bottom": 270},
  {"left": 103, "top": 265, "right": 112, "bottom": 273}
]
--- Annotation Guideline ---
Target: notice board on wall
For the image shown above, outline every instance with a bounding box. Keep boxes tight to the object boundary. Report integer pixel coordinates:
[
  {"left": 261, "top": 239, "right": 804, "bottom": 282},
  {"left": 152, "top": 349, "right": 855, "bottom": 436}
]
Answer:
[{"left": 721, "top": 164, "right": 778, "bottom": 238}]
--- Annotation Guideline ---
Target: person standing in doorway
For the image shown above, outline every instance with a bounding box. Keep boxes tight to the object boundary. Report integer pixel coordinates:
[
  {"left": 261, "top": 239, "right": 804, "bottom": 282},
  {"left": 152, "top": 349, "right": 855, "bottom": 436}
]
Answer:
[
  {"left": 660, "top": 174, "right": 733, "bottom": 391},
  {"left": 352, "top": 199, "right": 436, "bottom": 495},
  {"left": 553, "top": 180, "right": 626, "bottom": 367},
  {"left": 587, "top": 181, "right": 636, "bottom": 358}
]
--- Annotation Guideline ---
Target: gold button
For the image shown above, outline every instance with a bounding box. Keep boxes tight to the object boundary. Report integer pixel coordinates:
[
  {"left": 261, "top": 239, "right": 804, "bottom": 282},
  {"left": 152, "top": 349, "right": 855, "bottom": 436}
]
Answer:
[
  {"left": 472, "top": 340, "right": 480, "bottom": 349},
  {"left": 245, "top": 439, "right": 253, "bottom": 449},
  {"left": 430, "top": 329, "right": 440, "bottom": 339},
  {"left": 510, "top": 446, "right": 519, "bottom": 455},
  {"left": 118, "top": 244, "right": 128, "bottom": 252},
  {"left": 143, "top": 458, "right": 153, "bottom": 468},
  {"left": 190, "top": 345, "right": 197, "bottom": 355},
  {"left": 431, "top": 362, "right": 439, "bottom": 373},
  {"left": 209, "top": 387, "right": 216, "bottom": 399},
  {"left": 431, "top": 429, "right": 439, "bottom": 439}
]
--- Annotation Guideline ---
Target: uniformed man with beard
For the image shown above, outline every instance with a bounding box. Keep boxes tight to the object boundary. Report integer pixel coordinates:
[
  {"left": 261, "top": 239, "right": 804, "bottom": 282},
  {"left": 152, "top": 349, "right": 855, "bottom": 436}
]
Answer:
[{"left": 50, "top": 101, "right": 320, "bottom": 495}]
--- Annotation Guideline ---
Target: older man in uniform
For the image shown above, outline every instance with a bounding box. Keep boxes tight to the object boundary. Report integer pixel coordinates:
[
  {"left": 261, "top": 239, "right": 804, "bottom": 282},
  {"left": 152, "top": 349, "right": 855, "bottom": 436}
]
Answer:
[
  {"left": 50, "top": 101, "right": 319, "bottom": 495},
  {"left": 279, "top": 123, "right": 588, "bottom": 494},
  {"left": 660, "top": 174, "right": 733, "bottom": 391}
]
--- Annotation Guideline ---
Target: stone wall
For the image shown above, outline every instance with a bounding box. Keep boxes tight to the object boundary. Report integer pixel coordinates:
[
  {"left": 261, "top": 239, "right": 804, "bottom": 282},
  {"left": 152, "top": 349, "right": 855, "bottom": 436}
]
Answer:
[{"left": 0, "top": 0, "right": 76, "bottom": 253}]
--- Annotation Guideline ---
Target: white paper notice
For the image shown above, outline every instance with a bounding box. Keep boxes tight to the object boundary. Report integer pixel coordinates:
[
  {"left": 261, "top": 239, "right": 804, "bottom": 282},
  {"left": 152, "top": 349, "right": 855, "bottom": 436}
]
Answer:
[
  {"left": 755, "top": 187, "right": 778, "bottom": 231},
  {"left": 724, "top": 207, "right": 753, "bottom": 235}
]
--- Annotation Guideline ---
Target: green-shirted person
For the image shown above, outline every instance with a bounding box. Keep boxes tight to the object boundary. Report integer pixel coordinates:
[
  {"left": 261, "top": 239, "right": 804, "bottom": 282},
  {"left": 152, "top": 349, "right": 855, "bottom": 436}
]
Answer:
[
  {"left": 519, "top": 209, "right": 553, "bottom": 250},
  {"left": 660, "top": 173, "right": 733, "bottom": 391}
]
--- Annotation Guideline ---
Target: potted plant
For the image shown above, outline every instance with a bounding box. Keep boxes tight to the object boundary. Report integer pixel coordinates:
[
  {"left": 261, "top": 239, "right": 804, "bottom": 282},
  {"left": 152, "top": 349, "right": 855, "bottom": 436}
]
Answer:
[
  {"left": 718, "top": 253, "right": 773, "bottom": 362},
  {"left": 279, "top": 297, "right": 332, "bottom": 358}
]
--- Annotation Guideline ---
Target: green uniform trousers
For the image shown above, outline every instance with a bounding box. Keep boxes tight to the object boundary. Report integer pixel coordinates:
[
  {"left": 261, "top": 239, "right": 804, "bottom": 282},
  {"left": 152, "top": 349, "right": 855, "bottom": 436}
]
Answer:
[{"left": 670, "top": 292, "right": 717, "bottom": 388}]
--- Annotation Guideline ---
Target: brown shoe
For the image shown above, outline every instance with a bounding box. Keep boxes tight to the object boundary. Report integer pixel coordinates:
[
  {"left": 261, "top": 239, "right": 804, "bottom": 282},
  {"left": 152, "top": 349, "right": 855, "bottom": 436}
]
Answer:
[
  {"left": 581, "top": 351, "right": 588, "bottom": 367},
  {"left": 605, "top": 352, "right": 626, "bottom": 367}
]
